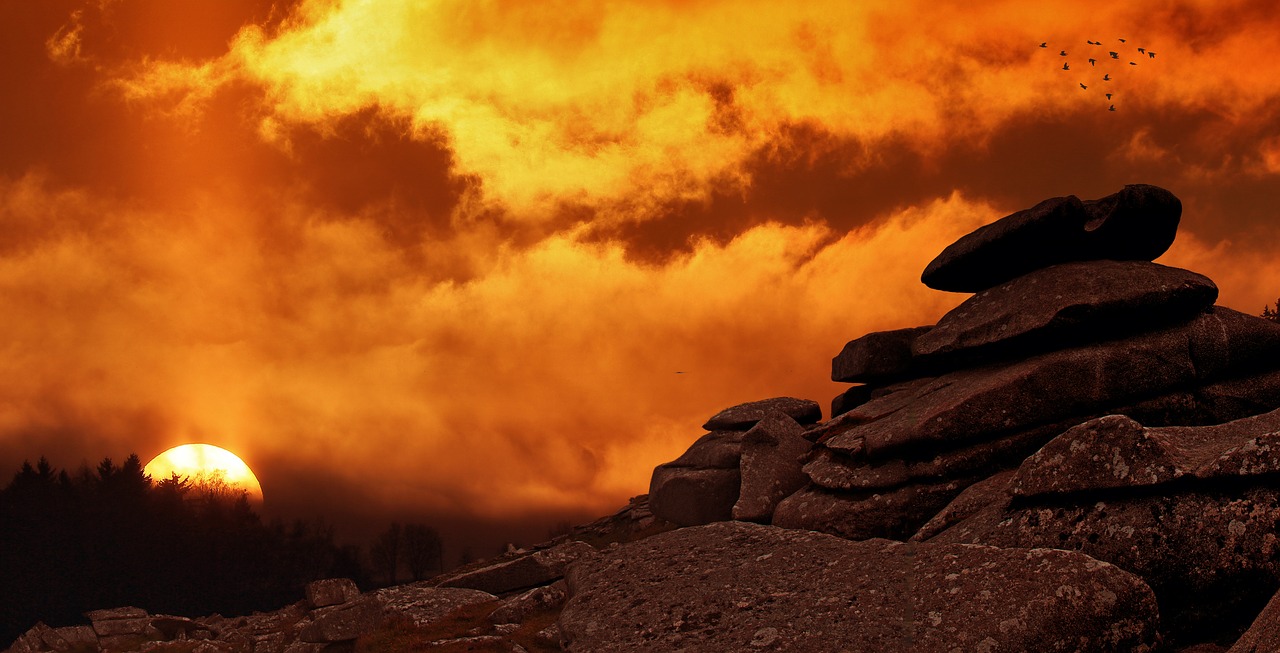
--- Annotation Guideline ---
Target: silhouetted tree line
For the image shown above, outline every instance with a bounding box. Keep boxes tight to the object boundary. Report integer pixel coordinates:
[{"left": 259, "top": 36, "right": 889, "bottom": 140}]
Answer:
[
  {"left": 1264, "top": 298, "right": 1279, "bottom": 322},
  {"left": 0, "top": 455, "right": 368, "bottom": 646}
]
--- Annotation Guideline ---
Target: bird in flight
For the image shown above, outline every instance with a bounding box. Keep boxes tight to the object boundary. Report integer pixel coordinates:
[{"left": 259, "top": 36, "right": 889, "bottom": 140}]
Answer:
[
  {"left": 1130, "top": 61, "right": 1138, "bottom": 65},
  {"left": 1089, "top": 58, "right": 1097, "bottom": 65},
  {"left": 1103, "top": 73, "right": 1111, "bottom": 81},
  {"left": 1060, "top": 50, "right": 1068, "bottom": 56},
  {"left": 1118, "top": 38, "right": 1127, "bottom": 43},
  {"left": 1109, "top": 105, "right": 1117, "bottom": 111},
  {"left": 1039, "top": 42, "right": 1048, "bottom": 48},
  {"left": 1148, "top": 52, "right": 1156, "bottom": 58},
  {"left": 1110, "top": 51, "right": 1120, "bottom": 59},
  {"left": 1138, "top": 47, "right": 1146, "bottom": 54},
  {"left": 1062, "top": 62, "right": 1070, "bottom": 70},
  {"left": 1080, "top": 83, "right": 1088, "bottom": 89},
  {"left": 1106, "top": 92, "right": 1113, "bottom": 99}
]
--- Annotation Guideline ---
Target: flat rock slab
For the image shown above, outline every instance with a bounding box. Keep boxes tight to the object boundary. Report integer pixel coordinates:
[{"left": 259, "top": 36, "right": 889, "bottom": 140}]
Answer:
[
  {"left": 770, "top": 477, "right": 977, "bottom": 541},
  {"left": 373, "top": 584, "right": 497, "bottom": 628},
  {"left": 435, "top": 541, "right": 597, "bottom": 595},
  {"left": 831, "top": 326, "right": 933, "bottom": 383},
  {"left": 1012, "top": 407, "right": 1280, "bottom": 498},
  {"left": 702, "top": 397, "right": 822, "bottom": 431},
  {"left": 559, "top": 521, "right": 1158, "bottom": 652},
  {"left": 914, "top": 261, "right": 1217, "bottom": 362},
  {"left": 824, "top": 308, "right": 1280, "bottom": 460},
  {"left": 927, "top": 486, "right": 1280, "bottom": 646},
  {"left": 922, "top": 184, "right": 1181, "bottom": 292}
]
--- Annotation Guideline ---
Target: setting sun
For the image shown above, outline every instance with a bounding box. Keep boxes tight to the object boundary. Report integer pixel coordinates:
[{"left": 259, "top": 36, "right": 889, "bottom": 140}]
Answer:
[{"left": 145, "top": 444, "right": 264, "bottom": 505}]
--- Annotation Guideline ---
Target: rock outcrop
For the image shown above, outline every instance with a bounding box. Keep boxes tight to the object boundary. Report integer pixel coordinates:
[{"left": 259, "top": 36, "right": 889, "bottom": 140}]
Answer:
[{"left": 643, "top": 183, "right": 1280, "bottom": 648}]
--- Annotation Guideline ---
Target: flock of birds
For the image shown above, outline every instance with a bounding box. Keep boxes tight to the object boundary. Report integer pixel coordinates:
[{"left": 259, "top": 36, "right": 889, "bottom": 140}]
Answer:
[{"left": 1040, "top": 37, "right": 1158, "bottom": 111}]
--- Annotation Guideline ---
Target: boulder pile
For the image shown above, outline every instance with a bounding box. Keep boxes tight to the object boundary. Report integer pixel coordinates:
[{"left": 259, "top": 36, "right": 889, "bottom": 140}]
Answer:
[{"left": 640, "top": 184, "right": 1280, "bottom": 650}]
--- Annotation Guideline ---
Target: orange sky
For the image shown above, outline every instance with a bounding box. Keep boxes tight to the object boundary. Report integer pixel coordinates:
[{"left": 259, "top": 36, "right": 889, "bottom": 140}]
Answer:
[{"left": 2, "top": 0, "right": 1279, "bottom": 547}]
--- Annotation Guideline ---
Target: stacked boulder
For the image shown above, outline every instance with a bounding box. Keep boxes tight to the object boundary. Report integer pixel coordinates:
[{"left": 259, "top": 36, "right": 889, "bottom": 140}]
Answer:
[{"left": 645, "top": 184, "right": 1280, "bottom": 648}]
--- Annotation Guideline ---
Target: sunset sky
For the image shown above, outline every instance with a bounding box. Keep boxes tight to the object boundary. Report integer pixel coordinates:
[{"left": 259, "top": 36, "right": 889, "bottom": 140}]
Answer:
[{"left": 2, "top": 0, "right": 1279, "bottom": 550}]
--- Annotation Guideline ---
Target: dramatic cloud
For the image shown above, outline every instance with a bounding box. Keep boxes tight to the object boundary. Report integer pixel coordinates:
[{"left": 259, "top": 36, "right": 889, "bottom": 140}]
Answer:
[{"left": 1, "top": 0, "right": 1278, "bottom": 549}]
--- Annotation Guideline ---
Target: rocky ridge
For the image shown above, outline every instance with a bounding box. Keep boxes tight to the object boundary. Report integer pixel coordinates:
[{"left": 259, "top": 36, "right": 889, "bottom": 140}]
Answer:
[{"left": 10, "top": 184, "right": 1280, "bottom": 652}]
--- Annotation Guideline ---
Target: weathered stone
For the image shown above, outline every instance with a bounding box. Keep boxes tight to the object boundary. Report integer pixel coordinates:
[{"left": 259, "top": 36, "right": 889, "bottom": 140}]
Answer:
[
  {"left": 824, "top": 308, "right": 1280, "bottom": 459},
  {"left": 831, "top": 326, "right": 932, "bottom": 383},
  {"left": 91, "top": 616, "right": 151, "bottom": 638},
  {"left": 150, "top": 615, "right": 202, "bottom": 640},
  {"left": 1230, "top": 587, "right": 1280, "bottom": 652},
  {"left": 50, "top": 625, "right": 97, "bottom": 649},
  {"left": 914, "top": 260, "right": 1217, "bottom": 362},
  {"left": 771, "top": 476, "right": 977, "bottom": 541},
  {"left": 86, "top": 606, "right": 148, "bottom": 621},
  {"left": 830, "top": 384, "right": 873, "bottom": 418},
  {"left": 299, "top": 596, "right": 384, "bottom": 643},
  {"left": 1011, "top": 407, "right": 1280, "bottom": 498},
  {"left": 927, "top": 487, "right": 1280, "bottom": 646},
  {"left": 702, "top": 397, "right": 822, "bottom": 430},
  {"left": 559, "top": 521, "right": 1158, "bottom": 652},
  {"left": 910, "top": 469, "right": 1015, "bottom": 542},
  {"left": 649, "top": 465, "right": 740, "bottom": 527},
  {"left": 371, "top": 584, "right": 495, "bottom": 629},
  {"left": 922, "top": 184, "right": 1182, "bottom": 292},
  {"left": 6, "top": 623, "right": 59, "bottom": 653},
  {"left": 663, "top": 430, "right": 745, "bottom": 469},
  {"left": 732, "top": 413, "right": 813, "bottom": 522},
  {"left": 436, "top": 540, "right": 597, "bottom": 595},
  {"left": 805, "top": 421, "right": 1065, "bottom": 491},
  {"left": 488, "top": 581, "right": 568, "bottom": 625},
  {"left": 304, "top": 578, "right": 361, "bottom": 609}
]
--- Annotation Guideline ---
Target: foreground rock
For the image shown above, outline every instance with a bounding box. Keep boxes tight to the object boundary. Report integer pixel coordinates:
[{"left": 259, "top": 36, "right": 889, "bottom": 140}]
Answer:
[{"left": 559, "top": 521, "right": 1159, "bottom": 652}]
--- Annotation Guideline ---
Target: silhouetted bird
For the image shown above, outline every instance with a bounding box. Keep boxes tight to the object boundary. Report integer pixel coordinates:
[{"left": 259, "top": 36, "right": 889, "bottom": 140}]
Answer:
[
  {"left": 1130, "top": 61, "right": 1137, "bottom": 65},
  {"left": 1110, "top": 51, "right": 1120, "bottom": 59},
  {"left": 1118, "top": 38, "right": 1127, "bottom": 43},
  {"left": 1148, "top": 52, "right": 1156, "bottom": 58},
  {"left": 1087, "top": 40, "right": 1097, "bottom": 45},
  {"left": 1089, "top": 58, "right": 1097, "bottom": 65},
  {"left": 1103, "top": 73, "right": 1111, "bottom": 81},
  {"left": 1106, "top": 93, "right": 1113, "bottom": 99},
  {"left": 1109, "top": 104, "right": 1116, "bottom": 111},
  {"left": 1039, "top": 42, "right": 1048, "bottom": 48},
  {"left": 1062, "top": 63, "right": 1070, "bottom": 70},
  {"left": 1138, "top": 47, "right": 1146, "bottom": 54},
  {"left": 1080, "top": 83, "right": 1088, "bottom": 89},
  {"left": 1060, "top": 50, "right": 1068, "bottom": 56}
]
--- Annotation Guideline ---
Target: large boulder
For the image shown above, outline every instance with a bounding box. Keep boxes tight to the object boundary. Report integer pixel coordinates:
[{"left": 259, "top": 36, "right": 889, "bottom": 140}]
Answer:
[
  {"left": 558, "top": 521, "right": 1158, "bottom": 652},
  {"left": 922, "top": 184, "right": 1182, "bottom": 292},
  {"left": 913, "top": 260, "right": 1217, "bottom": 363},
  {"left": 648, "top": 430, "right": 746, "bottom": 526},
  {"left": 922, "top": 409, "right": 1280, "bottom": 646},
  {"left": 1230, "top": 588, "right": 1280, "bottom": 652}
]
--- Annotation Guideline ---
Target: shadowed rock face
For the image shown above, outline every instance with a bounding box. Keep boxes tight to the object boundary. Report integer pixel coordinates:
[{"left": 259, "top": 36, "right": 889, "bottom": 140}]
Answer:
[
  {"left": 922, "top": 184, "right": 1181, "bottom": 293},
  {"left": 558, "top": 521, "right": 1159, "bottom": 653}
]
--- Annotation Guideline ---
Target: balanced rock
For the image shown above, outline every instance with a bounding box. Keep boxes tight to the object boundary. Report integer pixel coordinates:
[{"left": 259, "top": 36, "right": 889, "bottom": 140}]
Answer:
[
  {"left": 702, "top": 396, "right": 822, "bottom": 430},
  {"left": 922, "top": 184, "right": 1182, "bottom": 292},
  {"left": 913, "top": 260, "right": 1218, "bottom": 363},
  {"left": 558, "top": 521, "right": 1158, "bottom": 652}
]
